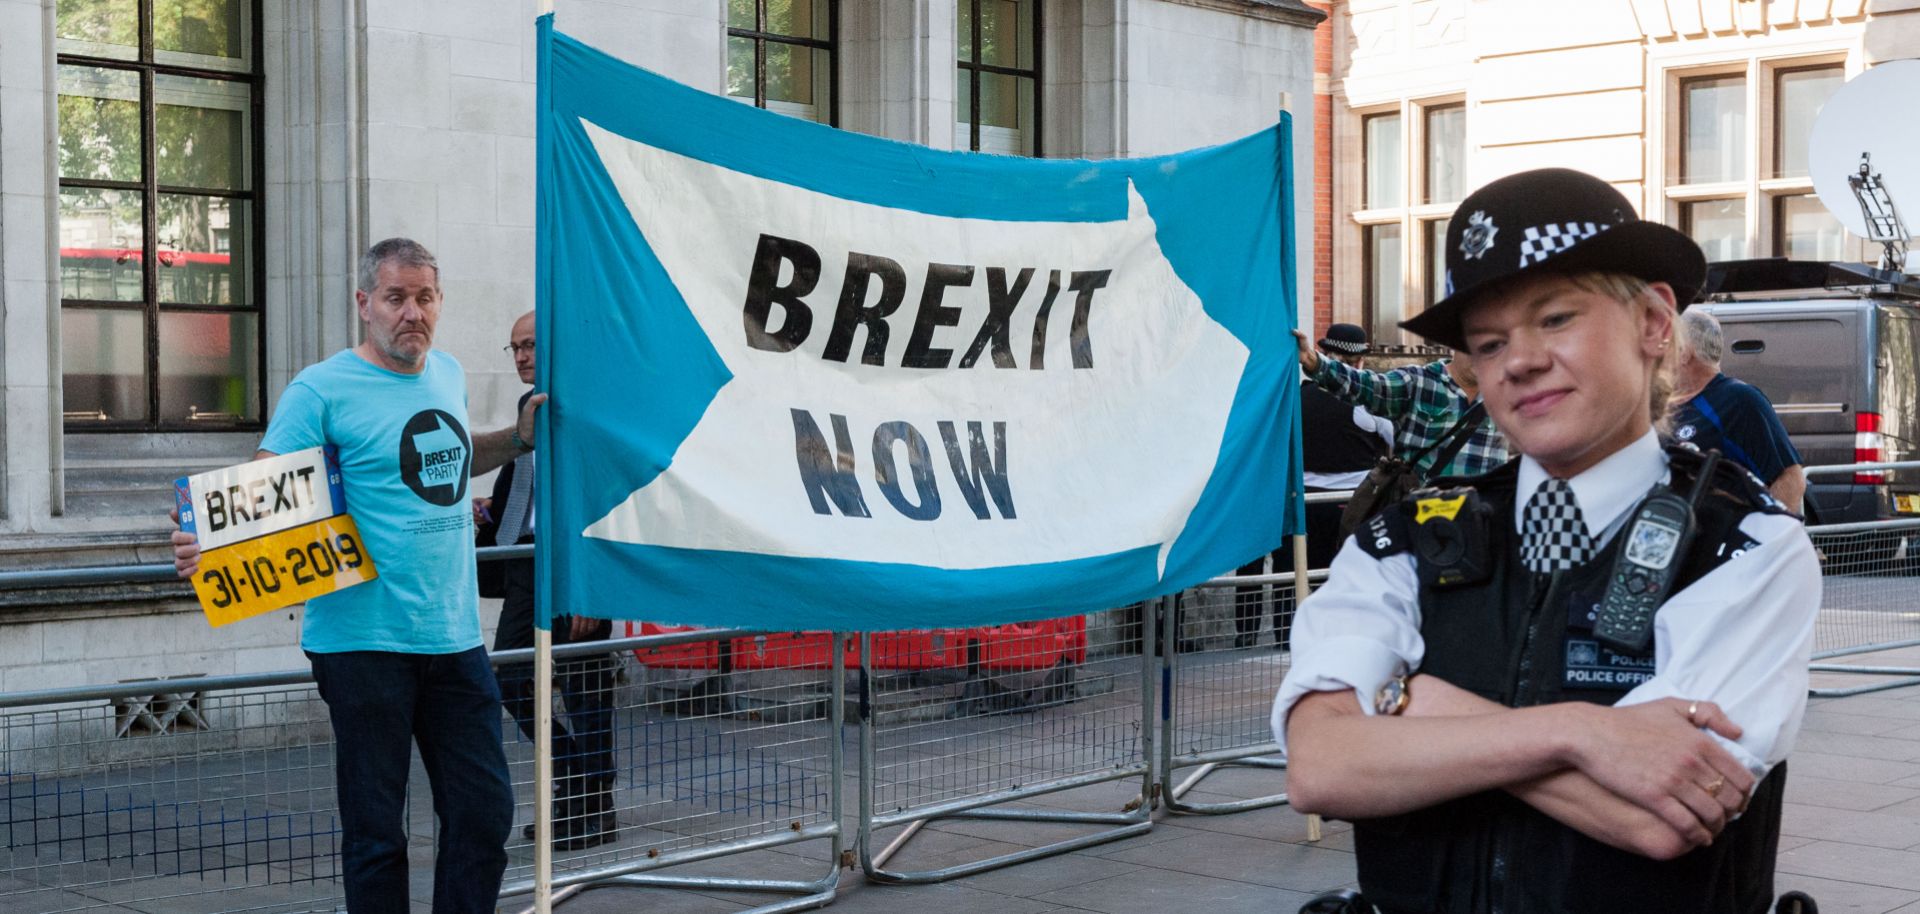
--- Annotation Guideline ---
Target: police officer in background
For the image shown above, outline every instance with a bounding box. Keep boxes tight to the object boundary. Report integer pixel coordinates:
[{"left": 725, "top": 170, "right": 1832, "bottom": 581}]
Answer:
[
  {"left": 1299, "top": 324, "right": 1394, "bottom": 567},
  {"left": 1273, "top": 169, "right": 1820, "bottom": 914},
  {"left": 1236, "top": 325, "right": 1394, "bottom": 649},
  {"left": 1236, "top": 324, "right": 1390, "bottom": 645}
]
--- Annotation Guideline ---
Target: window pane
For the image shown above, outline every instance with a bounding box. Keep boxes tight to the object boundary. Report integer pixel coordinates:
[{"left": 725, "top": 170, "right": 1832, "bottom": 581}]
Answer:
[
  {"left": 57, "top": 65, "right": 142, "bottom": 183},
  {"left": 978, "top": 0, "right": 1034, "bottom": 70},
  {"left": 59, "top": 188, "right": 143, "bottom": 302},
  {"left": 728, "top": 0, "right": 756, "bottom": 30},
  {"left": 766, "top": 0, "right": 828, "bottom": 40},
  {"left": 1684, "top": 198, "right": 1748, "bottom": 261},
  {"left": 62, "top": 308, "right": 149, "bottom": 423},
  {"left": 762, "top": 44, "right": 833, "bottom": 122},
  {"left": 1365, "top": 113, "right": 1403, "bottom": 209},
  {"left": 975, "top": 72, "right": 1034, "bottom": 155},
  {"left": 157, "top": 195, "right": 249, "bottom": 305},
  {"left": 958, "top": 0, "right": 974, "bottom": 62},
  {"left": 156, "top": 75, "right": 250, "bottom": 191},
  {"left": 727, "top": 36, "right": 756, "bottom": 101},
  {"left": 808, "top": 46, "right": 833, "bottom": 122},
  {"left": 160, "top": 310, "right": 259, "bottom": 423},
  {"left": 956, "top": 66, "right": 974, "bottom": 145},
  {"left": 764, "top": 41, "right": 815, "bottom": 107},
  {"left": 154, "top": 0, "right": 248, "bottom": 71},
  {"left": 1366, "top": 224, "right": 1404, "bottom": 345},
  {"left": 1775, "top": 67, "right": 1842, "bottom": 179},
  {"left": 1426, "top": 218, "right": 1449, "bottom": 306},
  {"left": 1682, "top": 75, "right": 1746, "bottom": 184},
  {"left": 56, "top": 0, "right": 137, "bottom": 60},
  {"left": 1776, "top": 194, "right": 1847, "bottom": 261},
  {"left": 1425, "top": 105, "right": 1465, "bottom": 204}
]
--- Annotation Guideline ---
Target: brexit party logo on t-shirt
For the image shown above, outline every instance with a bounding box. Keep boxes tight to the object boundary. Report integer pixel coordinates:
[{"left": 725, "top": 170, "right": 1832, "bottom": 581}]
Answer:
[{"left": 400, "top": 409, "right": 471, "bottom": 505}]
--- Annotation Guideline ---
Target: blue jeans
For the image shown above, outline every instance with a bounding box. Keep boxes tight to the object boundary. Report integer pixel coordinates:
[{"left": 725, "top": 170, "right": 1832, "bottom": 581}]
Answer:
[{"left": 308, "top": 646, "right": 513, "bottom": 914}]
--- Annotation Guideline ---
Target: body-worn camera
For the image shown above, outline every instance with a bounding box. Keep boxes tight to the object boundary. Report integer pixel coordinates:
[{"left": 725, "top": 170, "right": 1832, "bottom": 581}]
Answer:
[{"left": 1407, "top": 488, "right": 1494, "bottom": 589}]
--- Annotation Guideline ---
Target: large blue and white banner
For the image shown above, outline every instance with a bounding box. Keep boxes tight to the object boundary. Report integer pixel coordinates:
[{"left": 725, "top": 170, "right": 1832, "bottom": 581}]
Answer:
[{"left": 535, "top": 17, "right": 1302, "bottom": 630}]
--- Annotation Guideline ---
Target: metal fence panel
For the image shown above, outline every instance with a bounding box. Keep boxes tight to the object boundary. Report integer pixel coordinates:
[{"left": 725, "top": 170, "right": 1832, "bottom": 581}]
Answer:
[
  {"left": 1805, "top": 519, "right": 1920, "bottom": 696},
  {"left": 857, "top": 615, "right": 1154, "bottom": 883},
  {"left": 2, "top": 629, "right": 843, "bottom": 914},
  {"left": 488, "top": 631, "right": 843, "bottom": 909},
  {"left": 1158, "top": 568, "right": 1320, "bottom": 815},
  {"left": 2, "top": 682, "right": 342, "bottom": 914}
]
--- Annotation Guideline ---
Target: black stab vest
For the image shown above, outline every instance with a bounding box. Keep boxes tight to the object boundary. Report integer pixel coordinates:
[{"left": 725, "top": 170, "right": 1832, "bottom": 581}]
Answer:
[{"left": 1351, "top": 449, "right": 1789, "bottom": 914}]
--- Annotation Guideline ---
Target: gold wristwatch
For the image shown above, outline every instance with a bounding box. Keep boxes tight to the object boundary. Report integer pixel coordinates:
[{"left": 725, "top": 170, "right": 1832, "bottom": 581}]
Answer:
[{"left": 1374, "top": 674, "right": 1410, "bottom": 716}]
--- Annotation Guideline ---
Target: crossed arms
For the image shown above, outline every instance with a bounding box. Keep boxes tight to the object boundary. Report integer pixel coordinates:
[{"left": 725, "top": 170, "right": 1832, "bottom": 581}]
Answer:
[{"left": 1275, "top": 522, "right": 1819, "bottom": 859}]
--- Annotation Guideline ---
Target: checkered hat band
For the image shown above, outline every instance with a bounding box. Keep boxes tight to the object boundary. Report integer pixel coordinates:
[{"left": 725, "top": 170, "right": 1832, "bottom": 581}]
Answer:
[
  {"left": 1520, "top": 478, "right": 1594, "bottom": 574},
  {"left": 1517, "top": 221, "right": 1611, "bottom": 268}
]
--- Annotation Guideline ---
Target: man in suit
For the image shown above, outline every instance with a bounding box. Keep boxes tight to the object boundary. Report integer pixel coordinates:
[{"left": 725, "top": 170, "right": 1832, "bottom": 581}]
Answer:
[{"left": 476, "top": 310, "right": 620, "bottom": 850}]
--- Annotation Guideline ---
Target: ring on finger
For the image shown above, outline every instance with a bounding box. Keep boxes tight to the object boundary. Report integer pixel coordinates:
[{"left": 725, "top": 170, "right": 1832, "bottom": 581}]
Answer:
[
  {"left": 1687, "top": 701, "right": 1700, "bottom": 724},
  {"left": 1704, "top": 776, "right": 1725, "bottom": 798}
]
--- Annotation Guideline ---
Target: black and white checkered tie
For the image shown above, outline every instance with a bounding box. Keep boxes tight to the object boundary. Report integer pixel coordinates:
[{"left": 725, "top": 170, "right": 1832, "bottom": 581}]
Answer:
[{"left": 1520, "top": 478, "right": 1594, "bottom": 574}]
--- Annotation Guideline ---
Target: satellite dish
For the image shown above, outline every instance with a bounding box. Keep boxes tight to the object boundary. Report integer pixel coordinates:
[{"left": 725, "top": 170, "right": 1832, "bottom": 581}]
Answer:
[{"left": 1809, "top": 59, "right": 1920, "bottom": 271}]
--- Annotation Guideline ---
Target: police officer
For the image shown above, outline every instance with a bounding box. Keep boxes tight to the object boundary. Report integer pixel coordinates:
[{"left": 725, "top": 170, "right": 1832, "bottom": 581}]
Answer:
[{"left": 1271, "top": 168, "right": 1820, "bottom": 914}]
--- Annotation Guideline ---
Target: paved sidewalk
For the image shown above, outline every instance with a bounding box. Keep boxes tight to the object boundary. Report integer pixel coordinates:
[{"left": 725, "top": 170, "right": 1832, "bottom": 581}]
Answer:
[{"left": 535, "top": 649, "right": 1920, "bottom": 914}]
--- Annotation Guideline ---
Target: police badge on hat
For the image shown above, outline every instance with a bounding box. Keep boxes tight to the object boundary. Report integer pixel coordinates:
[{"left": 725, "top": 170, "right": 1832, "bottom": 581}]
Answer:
[{"left": 1459, "top": 211, "right": 1497, "bottom": 261}]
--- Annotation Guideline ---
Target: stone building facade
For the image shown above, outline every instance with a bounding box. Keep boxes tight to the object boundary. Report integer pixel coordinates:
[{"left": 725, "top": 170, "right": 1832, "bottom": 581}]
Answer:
[
  {"left": 1310, "top": 0, "right": 1920, "bottom": 345},
  {"left": 0, "top": 0, "right": 1321, "bottom": 691}
]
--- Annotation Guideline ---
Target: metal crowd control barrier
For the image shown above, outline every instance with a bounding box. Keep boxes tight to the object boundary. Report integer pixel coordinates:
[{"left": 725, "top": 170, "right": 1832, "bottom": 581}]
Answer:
[
  {"left": 1155, "top": 488, "right": 1348, "bottom": 817},
  {"left": 489, "top": 628, "right": 844, "bottom": 914},
  {"left": 1800, "top": 461, "right": 1920, "bottom": 697},
  {"left": 0, "top": 554, "right": 844, "bottom": 914},
  {"left": 2, "top": 669, "right": 339, "bottom": 914},
  {"left": 1160, "top": 564, "right": 1328, "bottom": 815},
  {"left": 856, "top": 614, "right": 1156, "bottom": 883}
]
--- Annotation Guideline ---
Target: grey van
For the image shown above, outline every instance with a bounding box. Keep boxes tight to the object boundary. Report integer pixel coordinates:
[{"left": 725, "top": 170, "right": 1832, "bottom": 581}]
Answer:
[{"left": 1694, "top": 260, "right": 1920, "bottom": 526}]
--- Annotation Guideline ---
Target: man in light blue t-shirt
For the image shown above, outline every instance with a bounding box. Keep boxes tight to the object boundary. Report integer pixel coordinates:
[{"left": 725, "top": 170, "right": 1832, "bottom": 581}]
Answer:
[{"left": 172, "top": 238, "right": 545, "bottom": 913}]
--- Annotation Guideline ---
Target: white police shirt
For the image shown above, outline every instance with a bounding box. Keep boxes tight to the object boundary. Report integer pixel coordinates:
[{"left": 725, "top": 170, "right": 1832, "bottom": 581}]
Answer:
[{"left": 1270, "top": 430, "right": 1820, "bottom": 780}]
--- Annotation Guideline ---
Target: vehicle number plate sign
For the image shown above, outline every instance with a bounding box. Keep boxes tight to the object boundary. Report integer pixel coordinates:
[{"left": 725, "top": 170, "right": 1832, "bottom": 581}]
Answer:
[
  {"left": 174, "top": 447, "right": 378, "bottom": 626},
  {"left": 1898, "top": 494, "right": 1920, "bottom": 515}
]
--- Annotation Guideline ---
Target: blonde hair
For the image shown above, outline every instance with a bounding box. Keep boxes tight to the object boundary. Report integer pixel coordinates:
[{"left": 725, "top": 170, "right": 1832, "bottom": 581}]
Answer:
[{"left": 1563, "top": 271, "right": 1680, "bottom": 434}]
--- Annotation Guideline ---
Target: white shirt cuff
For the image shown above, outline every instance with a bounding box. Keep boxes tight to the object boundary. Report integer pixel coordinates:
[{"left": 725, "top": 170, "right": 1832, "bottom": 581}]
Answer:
[{"left": 1270, "top": 635, "right": 1409, "bottom": 755}]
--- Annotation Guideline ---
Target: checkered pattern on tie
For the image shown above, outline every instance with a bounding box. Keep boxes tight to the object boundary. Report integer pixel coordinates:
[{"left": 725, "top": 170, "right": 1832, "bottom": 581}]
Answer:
[
  {"left": 1517, "top": 222, "right": 1610, "bottom": 267},
  {"left": 1520, "top": 478, "right": 1594, "bottom": 574}
]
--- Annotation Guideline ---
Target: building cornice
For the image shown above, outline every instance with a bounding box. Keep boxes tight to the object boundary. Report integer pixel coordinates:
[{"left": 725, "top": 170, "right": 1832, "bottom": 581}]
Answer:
[{"left": 1156, "top": 0, "right": 1329, "bottom": 29}]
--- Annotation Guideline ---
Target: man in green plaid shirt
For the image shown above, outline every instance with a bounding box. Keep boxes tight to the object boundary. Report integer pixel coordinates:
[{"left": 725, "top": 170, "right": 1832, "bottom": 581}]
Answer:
[{"left": 1294, "top": 331, "right": 1508, "bottom": 480}]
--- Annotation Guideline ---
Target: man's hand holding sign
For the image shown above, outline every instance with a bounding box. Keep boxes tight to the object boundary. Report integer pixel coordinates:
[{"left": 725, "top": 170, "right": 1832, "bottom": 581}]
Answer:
[{"left": 173, "top": 447, "right": 377, "bottom": 625}]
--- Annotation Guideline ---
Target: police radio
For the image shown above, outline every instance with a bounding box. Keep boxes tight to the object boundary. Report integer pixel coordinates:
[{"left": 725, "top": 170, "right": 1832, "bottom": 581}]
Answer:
[{"left": 1591, "top": 453, "right": 1719, "bottom": 652}]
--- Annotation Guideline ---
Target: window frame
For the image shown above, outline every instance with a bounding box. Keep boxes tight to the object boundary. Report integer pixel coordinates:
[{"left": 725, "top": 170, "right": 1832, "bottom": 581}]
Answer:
[
  {"left": 1349, "top": 96, "right": 1464, "bottom": 347},
  {"left": 955, "top": 0, "right": 1042, "bottom": 156},
  {"left": 726, "top": 0, "right": 840, "bottom": 126},
  {"left": 1661, "top": 55, "right": 1854, "bottom": 265},
  {"left": 55, "top": 0, "right": 267, "bottom": 433}
]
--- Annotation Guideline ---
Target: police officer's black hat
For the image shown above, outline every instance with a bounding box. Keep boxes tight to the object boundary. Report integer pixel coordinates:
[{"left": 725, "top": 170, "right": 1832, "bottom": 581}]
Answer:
[
  {"left": 1318, "top": 323, "right": 1370, "bottom": 355},
  {"left": 1401, "top": 168, "right": 1706, "bottom": 351}
]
